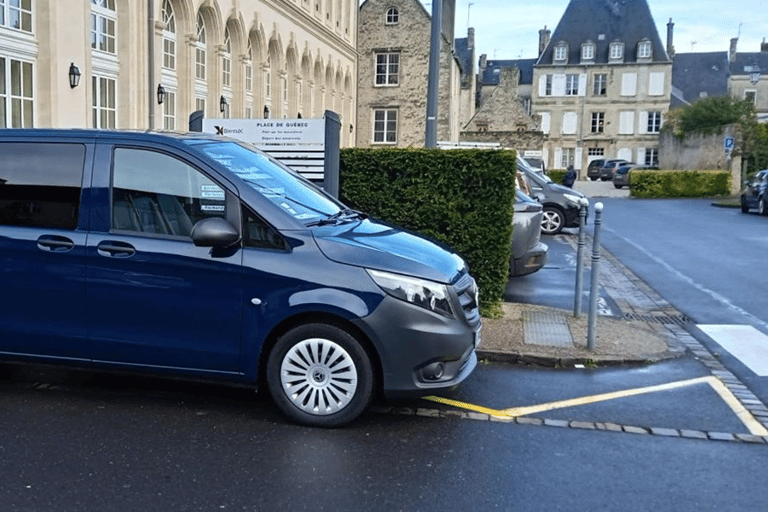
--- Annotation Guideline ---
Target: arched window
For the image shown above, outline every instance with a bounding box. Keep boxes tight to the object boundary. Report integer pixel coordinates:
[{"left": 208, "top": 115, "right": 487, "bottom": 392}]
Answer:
[
  {"left": 195, "top": 13, "right": 206, "bottom": 80},
  {"left": 161, "top": 0, "right": 175, "bottom": 70},
  {"left": 91, "top": 0, "right": 118, "bottom": 128},
  {"left": 222, "top": 28, "right": 232, "bottom": 88},
  {"left": 385, "top": 7, "right": 399, "bottom": 24}
]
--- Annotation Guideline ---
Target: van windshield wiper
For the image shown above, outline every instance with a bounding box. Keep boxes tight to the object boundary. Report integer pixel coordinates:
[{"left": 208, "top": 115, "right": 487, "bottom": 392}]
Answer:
[{"left": 306, "top": 208, "right": 367, "bottom": 226}]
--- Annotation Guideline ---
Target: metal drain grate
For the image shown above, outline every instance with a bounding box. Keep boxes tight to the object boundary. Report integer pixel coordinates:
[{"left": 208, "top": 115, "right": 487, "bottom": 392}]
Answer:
[{"left": 623, "top": 313, "right": 691, "bottom": 326}]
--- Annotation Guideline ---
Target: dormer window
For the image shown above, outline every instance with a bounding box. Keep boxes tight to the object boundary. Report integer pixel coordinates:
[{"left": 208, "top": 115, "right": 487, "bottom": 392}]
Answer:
[
  {"left": 386, "top": 7, "right": 399, "bottom": 24},
  {"left": 554, "top": 42, "right": 568, "bottom": 64},
  {"left": 638, "top": 40, "right": 652, "bottom": 59},
  {"left": 609, "top": 41, "right": 624, "bottom": 61},
  {"left": 581, "top": 42, "right": 595, "bottom": 62}
]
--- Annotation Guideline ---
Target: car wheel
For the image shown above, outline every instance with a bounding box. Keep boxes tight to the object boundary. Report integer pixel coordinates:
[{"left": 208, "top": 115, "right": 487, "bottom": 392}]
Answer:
[
  {"left": 267, "top": 323, "right": 374, "bottom": 427},
  {"left": 614, "top": 184, "right": 622, "bottom": 189},
  {"left": 741, "top": 197, "right": 749, "bottom": 213},
  {"left": 759, "top": 198, "right": 767, "bottom": 216},
  {"left": 590, "top": 177, "right": 597, "bottom": 181},
  {"left": 541, "top": 206, "right": 565, "bottom": 235}
]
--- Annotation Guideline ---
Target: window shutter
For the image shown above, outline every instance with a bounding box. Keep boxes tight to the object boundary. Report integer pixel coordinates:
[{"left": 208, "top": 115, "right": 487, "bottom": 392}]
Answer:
[
  {"left": 553, "top": 74, "right": 566, "bottom": 96},
  {"left": 617, "top": 148, "right": 633, "bottom": 161},
  {"left": 540, "top": 112, "right": 551, "bottom": 134},
  {"left": 637, "top": 148, "right": 646, "bottom": 165},
  {"left": 562, "top": 112, "right": 577, "bottom": 134},
  {"left": 554, "top": 148, "right": 563, "bottom": 169},
  {"left": 578, "top": 74, "right": 587, "bottom": 96},
  {"left": 621, "top": 73, "right": 637, "bottom": 96},
  {"left": 639, "top": 111, "right": 649, "bottom": 134},
  {"left": 649, "top": 72, "right": 664, "bottom": 96},
  {"left": 619, "top": 111, "right": 634, "bottom": 134},
  {"left": 538, "top": 75, "right": 548, "bottom": 97},
  {"left": 574, "top": 147, "right": 583, "bottom": 170}
]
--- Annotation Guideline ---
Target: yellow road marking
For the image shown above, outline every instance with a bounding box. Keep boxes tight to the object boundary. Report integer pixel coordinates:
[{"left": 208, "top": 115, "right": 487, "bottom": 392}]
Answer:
[{"left": 425, "top": 376, "right": 768, "bottom": 436}]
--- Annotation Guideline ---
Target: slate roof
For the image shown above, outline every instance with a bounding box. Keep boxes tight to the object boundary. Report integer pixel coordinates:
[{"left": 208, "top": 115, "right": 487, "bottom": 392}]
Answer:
[
  {"left": 481, "top": 59, "right": 537, "bottom": 86},
  {"left": 671, "top": 52, "right": 729, "bottom": 107},
  {"left": 537, "top": 0, "right": 669, "bottom": 65},
  {"left": 730, "top": 52, "right": 768, "bottom": 77},
  {"left": 455, "top": 37, "right": 472, "bottom": 76}
]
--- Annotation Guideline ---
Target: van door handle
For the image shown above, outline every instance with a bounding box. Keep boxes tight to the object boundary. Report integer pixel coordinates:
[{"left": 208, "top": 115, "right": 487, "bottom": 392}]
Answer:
[
  {"left": 97, "top": 241, "right": 136, "bottom": 258},
  {"left": 37, "top": 235, "right": 75, "bottom": 252}
]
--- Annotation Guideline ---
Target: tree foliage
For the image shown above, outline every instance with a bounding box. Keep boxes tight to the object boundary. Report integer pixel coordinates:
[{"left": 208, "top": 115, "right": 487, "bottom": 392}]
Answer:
[{"left": 664, "top": 96, "right": 755, "bottom": 138}]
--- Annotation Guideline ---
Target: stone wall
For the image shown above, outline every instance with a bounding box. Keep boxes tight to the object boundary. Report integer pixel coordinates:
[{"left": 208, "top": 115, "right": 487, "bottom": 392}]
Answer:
[{"left": 460, "top": 130, "right": 546, "bottom": 152}]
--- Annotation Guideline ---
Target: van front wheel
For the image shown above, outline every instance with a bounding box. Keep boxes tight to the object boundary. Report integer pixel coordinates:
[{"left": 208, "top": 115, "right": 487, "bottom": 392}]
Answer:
[
  {"left": 541, "top": 206, "right": 565, "bottom": 235},
  {"left": 267, "top": 324, "right": 373, "bottom": 427}
]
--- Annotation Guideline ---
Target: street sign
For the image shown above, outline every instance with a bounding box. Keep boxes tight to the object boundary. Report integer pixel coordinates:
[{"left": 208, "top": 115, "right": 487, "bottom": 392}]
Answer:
[{"left": 724, "top": 137, "right": 735, "bottom": 153}]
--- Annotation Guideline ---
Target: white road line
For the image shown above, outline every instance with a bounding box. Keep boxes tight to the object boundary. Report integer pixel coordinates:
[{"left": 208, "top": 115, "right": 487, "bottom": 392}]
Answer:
[
  {"left": 603, "top": 227, "right": 768, "bottom": 332},
  {"left": 698, "top": 325, "right": 768, "bottom": 377}
]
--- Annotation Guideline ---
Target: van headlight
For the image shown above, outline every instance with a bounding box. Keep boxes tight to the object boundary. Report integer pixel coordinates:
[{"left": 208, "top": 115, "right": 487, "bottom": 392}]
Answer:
[{"left": 366, "top": 269, "right": 454, "bottom": 318}]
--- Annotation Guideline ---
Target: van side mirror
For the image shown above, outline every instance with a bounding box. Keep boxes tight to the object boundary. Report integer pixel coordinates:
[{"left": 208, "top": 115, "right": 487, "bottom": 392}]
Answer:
[{"left": 191, "top": 217, "right": 240, "bottom": 248}]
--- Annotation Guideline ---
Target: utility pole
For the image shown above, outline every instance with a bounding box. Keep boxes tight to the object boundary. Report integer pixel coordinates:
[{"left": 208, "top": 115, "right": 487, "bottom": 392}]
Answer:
[{"left": 425, "top": 0, "right": 442, "bottom": 147}]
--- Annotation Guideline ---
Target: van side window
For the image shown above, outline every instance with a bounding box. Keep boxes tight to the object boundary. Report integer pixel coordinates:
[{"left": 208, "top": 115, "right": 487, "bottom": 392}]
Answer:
[
  {"left": 0, "top": 143, "right": 85, "bottom": 230},
  {"left": 112, "top": 148, "right": 229, "bottom": 237},
  {"left": 243, "top": 206, "right": 287, "bottom": 250}
]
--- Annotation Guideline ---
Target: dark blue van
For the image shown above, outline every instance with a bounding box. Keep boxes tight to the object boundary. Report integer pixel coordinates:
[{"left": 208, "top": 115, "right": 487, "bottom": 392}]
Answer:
[{"left": 0, "top": 130, "right": 480, "bottom": 427}]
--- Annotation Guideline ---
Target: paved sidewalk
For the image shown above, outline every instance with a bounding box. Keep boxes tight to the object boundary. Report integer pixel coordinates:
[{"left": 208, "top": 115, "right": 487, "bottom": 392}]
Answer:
[{"left": 478, "top": 236, "right": 687, "bottom": 366}]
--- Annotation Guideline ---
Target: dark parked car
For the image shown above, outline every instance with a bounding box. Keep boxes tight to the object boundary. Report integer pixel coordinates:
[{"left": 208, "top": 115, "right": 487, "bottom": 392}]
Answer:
[
  {"left": 741, "top": 169, "right": 768, "bottom": 215},
  {"left": 586, "top": 159, "right": 605, "bottom": 181},
  {"left": 613, "top": 164, "right": 657, "bottom": 189},
  {"left": 518, "top": 156, "right": 586, "bottom": 235},
  {"left": 0, "top": 129, "right": 481, "bottom": 428},
  {"left": 510, "top": 190, "right": 548, "bottom": 276},
  {"left": 600, "top": 159, "right": 632, "bottom": 181}
]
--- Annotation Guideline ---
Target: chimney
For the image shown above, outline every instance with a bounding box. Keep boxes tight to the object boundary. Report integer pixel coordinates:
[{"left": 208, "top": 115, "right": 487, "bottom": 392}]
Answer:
[
  {"left": 729, "top": 37, "right": 738, "bottom": 62},
  {"left": 666, "top": 18, "right": 675, "bottom": 58},
  {"left": 538, "top": 26, "right": 551, "bottom": 56},
  {"left": 479, "top": 53, "right": 487, "bottom": 72},
  {"left": 762, "top": 37, "right": 768, "bottom": 52},
  {"left": 468, "top": 27, "right": 475, "bottom": 51}
]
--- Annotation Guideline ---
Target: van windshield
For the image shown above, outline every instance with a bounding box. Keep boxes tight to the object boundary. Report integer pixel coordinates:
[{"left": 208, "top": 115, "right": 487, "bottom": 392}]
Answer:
[{"left": 198, "top": 141, "right": 342, "bottom": 224}]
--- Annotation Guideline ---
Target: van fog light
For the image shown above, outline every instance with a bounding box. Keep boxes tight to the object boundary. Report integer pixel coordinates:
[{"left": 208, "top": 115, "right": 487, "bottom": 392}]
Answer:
[{"left": 422, "top": 362, "right": 445, "bottom": 381}]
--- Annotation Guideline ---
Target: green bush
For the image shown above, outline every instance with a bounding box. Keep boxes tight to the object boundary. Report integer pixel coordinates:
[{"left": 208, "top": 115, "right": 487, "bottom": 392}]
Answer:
[
  {"left": 630, "top": 170, "right": 731, "bottom": 198},
  {"left": 547, "top": 169, "right": 566, "bottom": 184},
  {"left": 339, "top": 148, "right": 517, "bottom": 314}
]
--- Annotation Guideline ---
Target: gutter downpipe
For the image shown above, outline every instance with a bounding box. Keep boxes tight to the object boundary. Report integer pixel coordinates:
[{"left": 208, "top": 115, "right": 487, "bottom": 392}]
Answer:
[{"left": 148, "top": 0, "right": 155, "bottom": 129}]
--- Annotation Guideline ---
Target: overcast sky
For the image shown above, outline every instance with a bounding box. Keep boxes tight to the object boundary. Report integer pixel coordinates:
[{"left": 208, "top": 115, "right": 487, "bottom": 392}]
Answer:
[{"left": 410, "top": 0, "right": 767, "bottom": 61}]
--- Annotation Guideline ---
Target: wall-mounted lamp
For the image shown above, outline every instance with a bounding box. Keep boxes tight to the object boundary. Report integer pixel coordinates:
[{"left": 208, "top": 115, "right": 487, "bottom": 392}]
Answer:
[
  {"left": 297, "top": 112, "right": 302, "bottom": 119},
  {"left": 750, "top": 65, "right": 761, "bottom": 85},
  {"left": 263, "top": 105, "right": 270, "bottom": 119},
  {"left": 68, "top": 63, "right": 81, "bottom": 88},
  {"left": 220, "top": 95, "right": 228, "bottom": 113},
  {"left": 157, "top": 84, "right": 166, "bottom": 105},
  {"left": 350, "top": 124, "right": 354, "bottom": 133}
]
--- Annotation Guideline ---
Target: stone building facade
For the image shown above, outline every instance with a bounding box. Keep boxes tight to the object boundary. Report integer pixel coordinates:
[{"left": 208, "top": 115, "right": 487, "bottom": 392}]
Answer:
[
  {"left": 531, "top": 0, "right": 672, "bottom": 173},
  {"left": 356, "top": 0, "right": 462, "bottom": 147},
  {"left": 0, "top": 0, "right": 358, "bottom": 146}
]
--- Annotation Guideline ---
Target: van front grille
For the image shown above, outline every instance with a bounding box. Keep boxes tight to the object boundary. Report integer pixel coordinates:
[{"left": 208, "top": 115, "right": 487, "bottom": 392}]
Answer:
[{"left": 453, "top": 272, "right": 480, "bottom": 326}]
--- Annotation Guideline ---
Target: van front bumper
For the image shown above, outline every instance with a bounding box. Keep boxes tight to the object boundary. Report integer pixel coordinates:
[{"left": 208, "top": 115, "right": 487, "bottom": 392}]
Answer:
[{"left": 353, "top": 295, "right": 480, "bottom": 399}]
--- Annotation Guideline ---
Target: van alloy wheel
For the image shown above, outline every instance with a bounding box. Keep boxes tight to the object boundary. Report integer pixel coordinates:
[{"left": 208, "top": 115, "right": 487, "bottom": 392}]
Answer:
[
  {"left": 760, "top": 197, "right": 767, "bottom": 216},
  {"left": 267, "top": 323, "right": 373, "bottom": 427},
  {"left": 541, "top": 206, "right": 565, "bottom": 235}
]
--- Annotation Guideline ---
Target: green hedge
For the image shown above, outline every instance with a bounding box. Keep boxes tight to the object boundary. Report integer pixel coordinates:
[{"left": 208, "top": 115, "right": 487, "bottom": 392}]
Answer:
[
  {"left": 547, "top": 169, "right": 566, "bottom": 184},
  {"left": 339, "top": 148, "right": 517, "bottom": 314},
  {"left": 630, "top": 170, "right": 731, "bottom": 198}
]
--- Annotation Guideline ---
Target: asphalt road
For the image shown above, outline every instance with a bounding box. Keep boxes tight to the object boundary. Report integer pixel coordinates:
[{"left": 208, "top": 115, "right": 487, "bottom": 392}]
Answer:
[{"left": 3, "top": 185, "right": 768, "bottom": 511}]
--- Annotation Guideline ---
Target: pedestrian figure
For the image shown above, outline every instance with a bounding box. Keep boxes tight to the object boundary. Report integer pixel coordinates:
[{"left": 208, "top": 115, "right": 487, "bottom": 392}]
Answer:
[{"left": 563, "top": 165, "right": 576, "bottom": 187}]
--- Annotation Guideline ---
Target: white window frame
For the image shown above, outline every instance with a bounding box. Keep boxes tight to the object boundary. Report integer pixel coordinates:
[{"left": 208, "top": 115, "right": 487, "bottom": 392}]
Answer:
[
  {"left": 195, "top": 14, "right": 206, "bottom": 81},
  {"left": 163, "top": 89, "right": 176, "bottom": 130},
  {"left": 161, "top": 0, "right": 176, "bottom": 70},
  {"left": 554, "top": 44, "right": 568, "bottom": 62},
  {"left": 560, "top": 148, "right": 575, "bottom": 168},
  {"left": 92, "top": 74, "right": 116, "bottom": 129},
  {"left": 638, "top": 41, "right": 652, "bottom": 59},
  {"left": 645, "top": 148, "right": 658, "bottom": 166},
  {"left": 375, "top": 52, "right": 399, "bottom": 86},
  {"left": 593, "top": 73, "right": 607, "bottom": 96},
  {"left": 581, "top": 43, "right": 595, "bottom": 61},
  {"left": 0, "top": 56, "right": 35, "bottom": 128},
  {"left": 91, "top": 0, "right": 116, "bottom": 55},
  {"left": 610, "top": 42, "right": 623, "bottom": 60},
  {"left": 281, "top": 75, "right": 288, "bottom": 117},
  {"left": 647, "top": 111, "right": 662, "bottom": 133},
  {"left": 372, "top": 108, "right": 397, "bottom": 144},
  {"left": 565, "top": 74, "right": 579, "bottom": 96},
  {"left": 222, "top": 28, "right": 231, "bottom": 88},
  {"left": 745, "top": 90, "right": 757, "bottom": 104},
  {"left": 1, "top": 0, "right": 32, "bottom": 32},
  {"left": 591, "top": 112, "right": 605, "bottom": 133}
]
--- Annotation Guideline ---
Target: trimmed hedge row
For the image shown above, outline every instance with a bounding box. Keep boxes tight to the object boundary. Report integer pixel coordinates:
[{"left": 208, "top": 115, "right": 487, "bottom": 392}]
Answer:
[
  {"left": 547, "top": 169, "right": 566, "bottom": 184},
  {"left": 339, "top": 148, "right": 517, "bottom": 314},
  {"left": 629, "top": 170, "right": 731, "bottom": 198}
]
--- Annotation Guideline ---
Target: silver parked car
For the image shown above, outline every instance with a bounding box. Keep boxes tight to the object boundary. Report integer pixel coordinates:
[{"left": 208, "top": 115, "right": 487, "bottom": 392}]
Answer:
[{"left": 510, "top": 190, "right": 548, "bottom": 276}]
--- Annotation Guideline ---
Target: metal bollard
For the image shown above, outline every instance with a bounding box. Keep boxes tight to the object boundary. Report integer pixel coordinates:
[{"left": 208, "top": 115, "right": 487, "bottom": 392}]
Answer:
[
  {"left": 573, "top": 198, "right": 589, "bottom": 318},
  {"left": 587, "top": 202, "right": 604, "bottom": 350}
]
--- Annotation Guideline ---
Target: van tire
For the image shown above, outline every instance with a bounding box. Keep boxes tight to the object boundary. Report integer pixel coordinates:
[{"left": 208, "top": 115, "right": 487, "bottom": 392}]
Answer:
[
  {"left": 541, "top": 206, "right": 565, "bottom": 235},
  {"left": 266, "top": 323, "right": 373, "bottom": 427}
]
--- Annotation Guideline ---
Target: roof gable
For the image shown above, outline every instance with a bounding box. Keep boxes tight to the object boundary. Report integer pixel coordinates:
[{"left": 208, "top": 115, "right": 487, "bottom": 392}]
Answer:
[{"left": 537, "top": 0, "right": 669, "bottom": 65}]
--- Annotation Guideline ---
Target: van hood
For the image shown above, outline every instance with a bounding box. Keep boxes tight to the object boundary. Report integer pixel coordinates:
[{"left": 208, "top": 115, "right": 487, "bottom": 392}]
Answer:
[
  {"left": 312, "top": 218, "right": 466, "bottom": 284},
  {"left": 549, "top": 182, "right": 585, "bottom": 196}
]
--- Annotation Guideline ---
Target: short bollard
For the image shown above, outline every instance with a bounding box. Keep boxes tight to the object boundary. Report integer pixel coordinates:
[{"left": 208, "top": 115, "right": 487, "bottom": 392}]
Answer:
[
  {"left": 573, "top": 198, "right": 589, "bottom": 318},
  {"left": 587, "top": 202, "right": 604, "bottom": 350}
]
